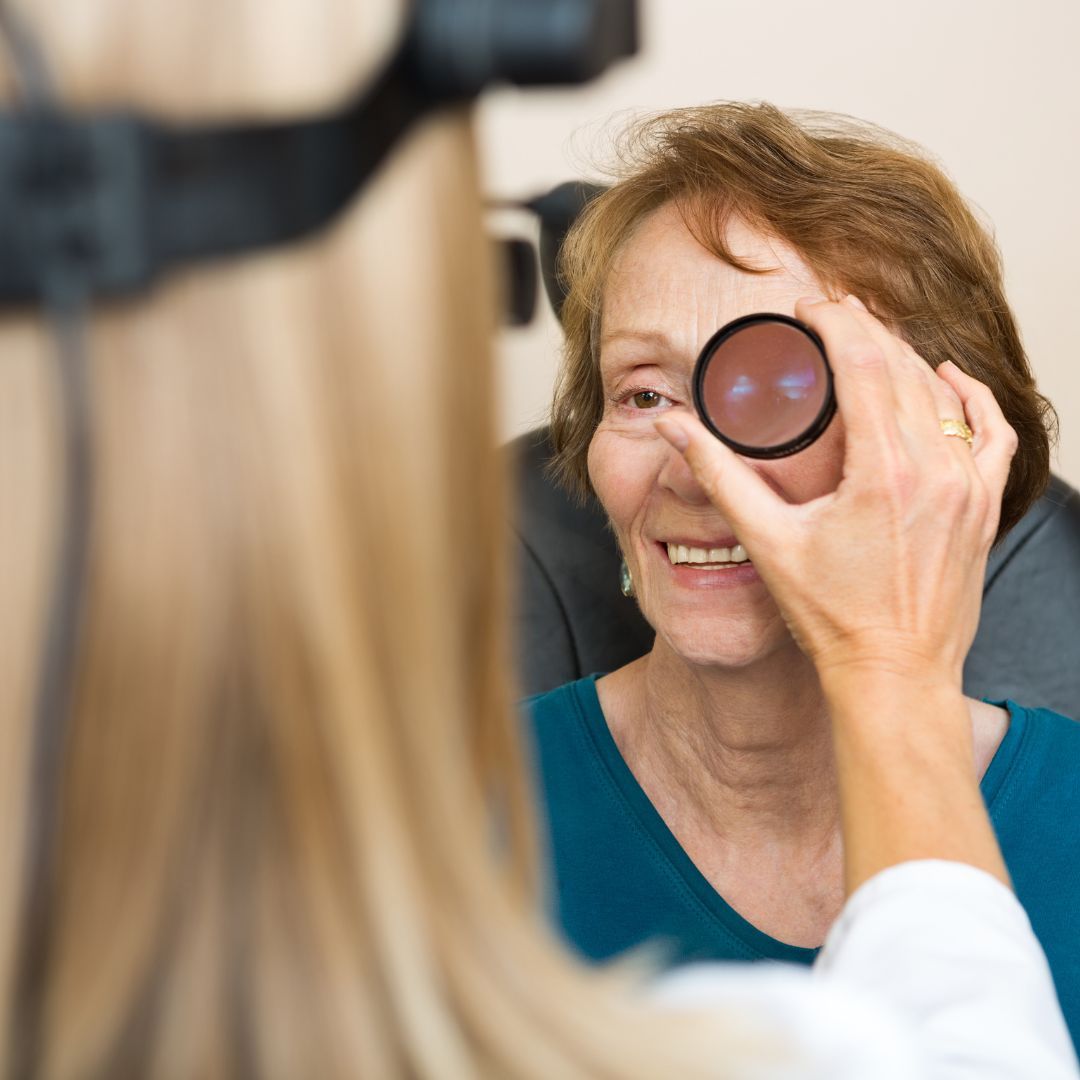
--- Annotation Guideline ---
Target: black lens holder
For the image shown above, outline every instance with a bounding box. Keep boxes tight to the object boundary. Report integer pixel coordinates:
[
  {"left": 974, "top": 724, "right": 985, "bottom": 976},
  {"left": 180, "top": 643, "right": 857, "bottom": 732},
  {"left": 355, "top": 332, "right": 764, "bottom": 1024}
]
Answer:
[{"left": 691, "top": 312, "right": 836, "bottom": 459}]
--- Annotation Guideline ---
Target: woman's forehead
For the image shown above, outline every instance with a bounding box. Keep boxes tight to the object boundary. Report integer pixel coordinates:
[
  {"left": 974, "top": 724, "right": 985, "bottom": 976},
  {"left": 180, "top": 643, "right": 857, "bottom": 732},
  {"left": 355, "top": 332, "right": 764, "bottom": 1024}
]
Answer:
[{"left": 600, "top": 204, "right": 825, "bottom": 359}]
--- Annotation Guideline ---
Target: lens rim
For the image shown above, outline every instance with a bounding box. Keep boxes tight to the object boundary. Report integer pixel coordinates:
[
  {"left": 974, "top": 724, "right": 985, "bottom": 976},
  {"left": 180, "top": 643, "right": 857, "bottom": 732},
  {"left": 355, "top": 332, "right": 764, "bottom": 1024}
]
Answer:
[{"left": 691, "top": 312, "right": 837, "bottom": 459}]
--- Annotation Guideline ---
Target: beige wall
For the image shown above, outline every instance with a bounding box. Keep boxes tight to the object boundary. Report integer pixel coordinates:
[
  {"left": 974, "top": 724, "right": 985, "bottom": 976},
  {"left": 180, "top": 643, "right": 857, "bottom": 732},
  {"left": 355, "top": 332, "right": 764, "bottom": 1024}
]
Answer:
[{"left": 479, "top": 0, "right": 1080, "bottom": 487}]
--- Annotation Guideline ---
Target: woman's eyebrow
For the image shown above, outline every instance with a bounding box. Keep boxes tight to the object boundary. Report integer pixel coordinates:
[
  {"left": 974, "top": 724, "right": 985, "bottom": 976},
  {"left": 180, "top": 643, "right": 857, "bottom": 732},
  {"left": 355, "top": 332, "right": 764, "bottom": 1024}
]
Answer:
[{"left": 599, "top": 328, "right": 676, "bottom": 352}]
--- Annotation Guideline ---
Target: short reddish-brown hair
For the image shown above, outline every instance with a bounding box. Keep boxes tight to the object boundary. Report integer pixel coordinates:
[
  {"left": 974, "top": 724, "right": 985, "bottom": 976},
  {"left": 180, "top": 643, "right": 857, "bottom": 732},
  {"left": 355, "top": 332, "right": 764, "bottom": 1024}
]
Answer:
[{"left": 550, "top": 102, "right": 1056, "bottom": 540}]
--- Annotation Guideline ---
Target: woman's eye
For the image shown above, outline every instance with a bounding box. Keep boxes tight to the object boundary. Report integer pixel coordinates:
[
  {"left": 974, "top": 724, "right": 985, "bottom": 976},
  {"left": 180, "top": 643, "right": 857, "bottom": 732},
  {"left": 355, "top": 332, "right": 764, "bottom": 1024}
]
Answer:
[{"left": 628, "top": 390, "right": 669, "bottom": 409}]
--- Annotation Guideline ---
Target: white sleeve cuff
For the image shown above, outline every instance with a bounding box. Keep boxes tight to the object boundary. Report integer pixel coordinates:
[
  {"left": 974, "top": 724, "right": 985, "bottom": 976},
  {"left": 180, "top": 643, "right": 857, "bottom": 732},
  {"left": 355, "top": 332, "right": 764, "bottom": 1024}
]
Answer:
[{"left": 816, "top": 859, "right": 1078, "bottom": 1078}]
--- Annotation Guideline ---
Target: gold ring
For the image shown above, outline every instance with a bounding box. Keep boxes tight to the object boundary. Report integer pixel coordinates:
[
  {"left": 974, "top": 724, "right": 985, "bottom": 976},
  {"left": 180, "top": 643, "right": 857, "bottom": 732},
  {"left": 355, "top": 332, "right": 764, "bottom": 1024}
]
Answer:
[{"left": 940, "top": 418, "right": 974, "bottom": 446}]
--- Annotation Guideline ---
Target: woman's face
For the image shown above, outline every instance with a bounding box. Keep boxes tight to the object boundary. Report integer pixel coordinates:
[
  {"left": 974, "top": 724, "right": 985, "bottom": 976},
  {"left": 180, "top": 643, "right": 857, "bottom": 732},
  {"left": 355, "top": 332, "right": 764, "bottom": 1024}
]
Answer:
[{"left": 588, "top": 203, "right": 847, "bottom": 668}]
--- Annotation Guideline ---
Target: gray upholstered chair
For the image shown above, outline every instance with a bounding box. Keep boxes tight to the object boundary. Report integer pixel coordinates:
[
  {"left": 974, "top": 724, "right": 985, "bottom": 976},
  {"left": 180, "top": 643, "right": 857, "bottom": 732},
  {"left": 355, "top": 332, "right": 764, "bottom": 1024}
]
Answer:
[{"left": 511, "top": 425, "right": 1080, "bottom": 719}]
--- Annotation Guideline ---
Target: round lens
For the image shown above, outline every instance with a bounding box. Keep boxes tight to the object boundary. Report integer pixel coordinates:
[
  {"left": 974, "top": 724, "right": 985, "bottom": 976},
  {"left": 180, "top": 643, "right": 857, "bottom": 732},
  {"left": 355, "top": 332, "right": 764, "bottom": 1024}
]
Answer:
[{"left": 695, "top": 316, "right": 832, "bottom": 456}]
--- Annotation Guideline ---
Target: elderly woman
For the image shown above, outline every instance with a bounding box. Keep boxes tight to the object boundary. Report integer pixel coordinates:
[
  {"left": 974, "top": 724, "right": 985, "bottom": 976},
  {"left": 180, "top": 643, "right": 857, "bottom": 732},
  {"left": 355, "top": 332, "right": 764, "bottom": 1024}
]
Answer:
[{"left": 527, "top": 103, "right": 1080, "bottom": 1051}]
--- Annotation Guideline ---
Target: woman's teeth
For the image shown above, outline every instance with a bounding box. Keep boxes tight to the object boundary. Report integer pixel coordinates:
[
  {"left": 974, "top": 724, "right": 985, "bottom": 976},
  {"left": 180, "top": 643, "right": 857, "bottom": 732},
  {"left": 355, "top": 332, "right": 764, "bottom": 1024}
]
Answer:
[{"left": 666, "top": 543, "right": 749, "bottom": 566}]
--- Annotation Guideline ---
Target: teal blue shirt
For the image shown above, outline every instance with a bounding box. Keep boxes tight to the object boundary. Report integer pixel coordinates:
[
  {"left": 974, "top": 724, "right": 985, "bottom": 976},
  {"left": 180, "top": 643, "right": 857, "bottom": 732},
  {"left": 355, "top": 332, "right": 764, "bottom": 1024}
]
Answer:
[{"left": 526, "top": 675, "right": 1080, "bottom": 1053}]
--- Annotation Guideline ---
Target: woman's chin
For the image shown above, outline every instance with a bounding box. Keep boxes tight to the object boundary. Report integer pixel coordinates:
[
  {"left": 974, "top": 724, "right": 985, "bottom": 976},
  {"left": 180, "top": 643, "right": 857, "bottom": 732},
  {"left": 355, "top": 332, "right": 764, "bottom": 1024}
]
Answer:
[
  {"left": 652, "top": 616, "right": 795, "bottom": 672},
  {"left": 634, "top": 563, "right": 799, "bottom": 670}
]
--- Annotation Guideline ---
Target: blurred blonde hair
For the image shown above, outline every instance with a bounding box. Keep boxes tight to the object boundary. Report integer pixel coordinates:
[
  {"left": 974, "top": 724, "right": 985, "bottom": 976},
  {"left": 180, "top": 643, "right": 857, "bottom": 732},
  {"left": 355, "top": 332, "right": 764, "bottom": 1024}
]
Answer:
[{"left": 0, "top": 2, "right": 760, "bottom": 1076}]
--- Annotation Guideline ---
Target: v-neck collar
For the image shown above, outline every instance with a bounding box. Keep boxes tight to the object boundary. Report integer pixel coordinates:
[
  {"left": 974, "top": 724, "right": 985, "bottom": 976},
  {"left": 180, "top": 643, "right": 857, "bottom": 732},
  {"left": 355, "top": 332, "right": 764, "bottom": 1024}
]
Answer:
[{"left": 570, "top": 674, "right": 1026, "bottom": 963}]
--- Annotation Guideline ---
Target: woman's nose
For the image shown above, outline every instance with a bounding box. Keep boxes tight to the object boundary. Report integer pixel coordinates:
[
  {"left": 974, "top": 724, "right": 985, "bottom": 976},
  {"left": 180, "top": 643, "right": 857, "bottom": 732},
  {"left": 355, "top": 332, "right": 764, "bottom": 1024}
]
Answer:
[{"left": 657, "top": 442, "right": 712, "bottom": 505}]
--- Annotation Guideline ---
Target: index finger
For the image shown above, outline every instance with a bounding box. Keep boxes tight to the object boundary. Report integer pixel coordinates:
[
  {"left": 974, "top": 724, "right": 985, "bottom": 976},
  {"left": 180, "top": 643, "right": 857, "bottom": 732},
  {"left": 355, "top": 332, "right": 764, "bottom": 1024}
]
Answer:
[{"left": 653, "top": 412, "right": 790, "bottom": 550}]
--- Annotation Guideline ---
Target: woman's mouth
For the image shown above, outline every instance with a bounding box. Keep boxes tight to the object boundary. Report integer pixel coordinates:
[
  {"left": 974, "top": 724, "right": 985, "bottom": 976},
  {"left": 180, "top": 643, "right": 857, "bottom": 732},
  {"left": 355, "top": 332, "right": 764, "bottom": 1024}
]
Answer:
[
  {"left": 655, "top": 539, "right": 760, "bottom": 588},
  {"left": 664, "top": 541, "right": 750, "bottom": 569}
]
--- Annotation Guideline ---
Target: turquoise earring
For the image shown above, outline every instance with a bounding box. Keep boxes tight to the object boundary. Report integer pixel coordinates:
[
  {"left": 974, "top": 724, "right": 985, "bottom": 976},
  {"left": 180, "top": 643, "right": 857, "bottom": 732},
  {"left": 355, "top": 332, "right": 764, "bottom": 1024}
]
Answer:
[{"left": 619, "top": 558, "right": 635, "bottom": 598}]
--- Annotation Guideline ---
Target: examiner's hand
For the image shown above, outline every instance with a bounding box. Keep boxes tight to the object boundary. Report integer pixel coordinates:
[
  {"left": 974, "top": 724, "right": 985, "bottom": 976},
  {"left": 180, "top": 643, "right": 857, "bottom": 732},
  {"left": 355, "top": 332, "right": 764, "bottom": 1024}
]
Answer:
[{"left": 655, "top": 295, "right": 1018, "bottom": 690}]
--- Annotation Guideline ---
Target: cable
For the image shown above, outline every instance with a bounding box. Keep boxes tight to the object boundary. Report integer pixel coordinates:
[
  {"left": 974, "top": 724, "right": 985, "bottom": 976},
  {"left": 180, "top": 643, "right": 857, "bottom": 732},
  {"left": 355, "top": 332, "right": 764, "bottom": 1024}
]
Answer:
[{"left": 0, "top": 6, "right": 95, "bottom": 1075}]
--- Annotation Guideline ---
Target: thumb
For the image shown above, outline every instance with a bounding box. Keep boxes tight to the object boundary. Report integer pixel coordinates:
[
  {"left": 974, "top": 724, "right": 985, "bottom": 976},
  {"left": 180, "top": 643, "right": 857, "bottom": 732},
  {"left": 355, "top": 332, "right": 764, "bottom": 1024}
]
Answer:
[{"left": 654, "top": 415, "right": 789, "bottom": 549}]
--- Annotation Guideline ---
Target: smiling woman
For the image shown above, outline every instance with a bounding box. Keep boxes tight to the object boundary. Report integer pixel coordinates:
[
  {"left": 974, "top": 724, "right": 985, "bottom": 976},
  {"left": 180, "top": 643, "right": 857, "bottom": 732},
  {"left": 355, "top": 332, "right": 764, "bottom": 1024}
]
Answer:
[
  {"left": 588, "top": 207, "right": 847, "bottom": 666},
  {"left": 528, "top": 101, "right": 1080, "bottom": 1056}
]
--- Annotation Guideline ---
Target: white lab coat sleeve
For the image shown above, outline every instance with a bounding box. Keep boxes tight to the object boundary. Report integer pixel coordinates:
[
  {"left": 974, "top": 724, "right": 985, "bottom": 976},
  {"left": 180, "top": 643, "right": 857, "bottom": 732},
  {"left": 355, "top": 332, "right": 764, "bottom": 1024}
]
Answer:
[
  {"left": 815, "top": 859, "right": 1078, "bottom": 1078},
  {"left": 651, "top": 860, "right": 1078, "bottom": 1079}
]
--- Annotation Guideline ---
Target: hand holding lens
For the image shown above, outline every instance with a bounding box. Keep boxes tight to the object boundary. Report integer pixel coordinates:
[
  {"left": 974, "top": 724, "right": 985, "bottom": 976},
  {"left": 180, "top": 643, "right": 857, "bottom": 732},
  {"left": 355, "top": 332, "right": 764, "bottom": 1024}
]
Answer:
[{"left": 692, "top": 313, "right": 836, "bottom": 458}]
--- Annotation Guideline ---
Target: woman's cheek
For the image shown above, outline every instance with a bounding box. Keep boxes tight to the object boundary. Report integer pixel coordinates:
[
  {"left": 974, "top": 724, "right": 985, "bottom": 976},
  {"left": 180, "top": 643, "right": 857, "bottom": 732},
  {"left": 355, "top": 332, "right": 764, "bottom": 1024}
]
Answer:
[
  {"left": 758, "top": 418, "right": 846, "bottom": 504},
  {"left": 587, "top": 427, "right": 659, "bottom": 537}
]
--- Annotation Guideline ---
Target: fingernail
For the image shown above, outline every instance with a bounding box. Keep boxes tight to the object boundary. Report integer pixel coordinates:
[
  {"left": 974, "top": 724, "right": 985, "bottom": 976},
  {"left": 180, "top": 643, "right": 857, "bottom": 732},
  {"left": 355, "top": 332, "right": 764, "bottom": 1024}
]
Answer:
[
  {"left": 654, "top": 418, "right": 689, "bottom": 452},
  {"left": 844, "top": 294, "right": 868, "bottom": 311}
]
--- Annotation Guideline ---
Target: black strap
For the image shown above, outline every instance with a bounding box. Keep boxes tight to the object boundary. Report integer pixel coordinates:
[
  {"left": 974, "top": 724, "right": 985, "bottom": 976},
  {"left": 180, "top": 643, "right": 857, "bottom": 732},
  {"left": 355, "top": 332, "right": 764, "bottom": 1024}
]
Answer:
[
  {"left": 152, "top": 46, "right": 434, "bottom": 267},
  {"left": 0, "top": 0, "right": 640, "bottom": 307},
  {"left": 0, "top": 46, "right": 434, "bottom": 304}
]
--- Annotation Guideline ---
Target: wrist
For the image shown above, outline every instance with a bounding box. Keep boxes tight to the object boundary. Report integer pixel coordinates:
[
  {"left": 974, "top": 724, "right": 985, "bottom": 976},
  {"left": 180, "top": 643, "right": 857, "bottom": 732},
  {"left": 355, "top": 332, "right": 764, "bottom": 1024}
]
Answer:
[
  {"left": 821, "top": 667, "right": 972, "bottom": 757},
  {"left": 818, "top": 658, "right": 963, "bottom": 707},
  {"left": 821, "top": 673, "right": 1006, "bottom": 894}
]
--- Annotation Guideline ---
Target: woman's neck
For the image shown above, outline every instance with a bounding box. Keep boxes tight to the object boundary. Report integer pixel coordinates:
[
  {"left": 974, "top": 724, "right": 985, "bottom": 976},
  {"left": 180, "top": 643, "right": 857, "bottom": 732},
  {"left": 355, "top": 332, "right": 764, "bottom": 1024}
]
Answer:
[
  {"left": 598, "top": 638, "right": 841, "bottom": 851},
  {"left": 594, "top": 640, "right": 1008, "bottom": 949}
]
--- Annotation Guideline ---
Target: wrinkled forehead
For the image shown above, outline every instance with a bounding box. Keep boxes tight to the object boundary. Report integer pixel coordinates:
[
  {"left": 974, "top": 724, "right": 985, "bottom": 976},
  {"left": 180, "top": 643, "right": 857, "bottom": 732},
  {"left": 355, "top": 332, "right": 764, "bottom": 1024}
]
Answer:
[{"left": 598, "top": 202, "right": 825, "bottom": 370}]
